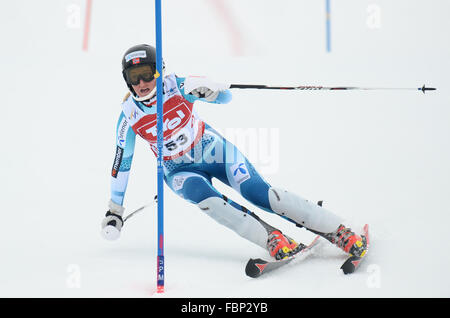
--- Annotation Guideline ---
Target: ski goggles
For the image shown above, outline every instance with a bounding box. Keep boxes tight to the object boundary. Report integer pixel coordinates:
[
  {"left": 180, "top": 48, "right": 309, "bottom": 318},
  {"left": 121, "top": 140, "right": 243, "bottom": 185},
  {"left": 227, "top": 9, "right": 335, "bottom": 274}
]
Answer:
[{"left": 126, "top": 65, "right": 156, "bottom": 86}]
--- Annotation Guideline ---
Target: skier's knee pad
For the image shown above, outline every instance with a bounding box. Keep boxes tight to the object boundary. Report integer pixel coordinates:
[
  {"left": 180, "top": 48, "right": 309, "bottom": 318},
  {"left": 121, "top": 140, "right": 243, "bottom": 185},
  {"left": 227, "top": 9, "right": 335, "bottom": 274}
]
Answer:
[
  {"left": 197, "top": 197, "right": 268, "bottom": 249},
  {"left": 175, "top": 175, "right": 217, "bottom": 204},
  {"left": 268, "top": 187, "right": 343, "bottom": 234}
]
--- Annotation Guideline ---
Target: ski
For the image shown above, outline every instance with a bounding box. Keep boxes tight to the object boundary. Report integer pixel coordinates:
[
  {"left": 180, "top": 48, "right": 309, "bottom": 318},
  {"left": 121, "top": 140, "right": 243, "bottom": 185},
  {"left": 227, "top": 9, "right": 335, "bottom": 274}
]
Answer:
[
  {"left": 245, "top": 235, "right": 320, "bottom": 278},
  {"left": 340, "top": 224, "right": 370, "bottom": 274}
]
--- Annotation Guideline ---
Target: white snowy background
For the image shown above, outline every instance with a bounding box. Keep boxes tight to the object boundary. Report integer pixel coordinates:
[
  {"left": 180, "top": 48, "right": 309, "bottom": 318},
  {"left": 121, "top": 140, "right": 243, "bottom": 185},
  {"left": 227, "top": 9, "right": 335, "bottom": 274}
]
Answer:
[{"left": 1, "top": 0, "right": 449, "bottom": 297}]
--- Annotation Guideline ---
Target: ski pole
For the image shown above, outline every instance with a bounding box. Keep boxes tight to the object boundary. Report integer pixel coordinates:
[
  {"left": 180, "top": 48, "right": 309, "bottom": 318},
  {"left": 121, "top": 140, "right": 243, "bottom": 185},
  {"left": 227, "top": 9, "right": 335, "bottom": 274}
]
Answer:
[
  {"left": 123, "top": 195, "right": 158, "bottom": 223},
  {"left": 229, "top": 84, "right": 436, "bottom": 94}
]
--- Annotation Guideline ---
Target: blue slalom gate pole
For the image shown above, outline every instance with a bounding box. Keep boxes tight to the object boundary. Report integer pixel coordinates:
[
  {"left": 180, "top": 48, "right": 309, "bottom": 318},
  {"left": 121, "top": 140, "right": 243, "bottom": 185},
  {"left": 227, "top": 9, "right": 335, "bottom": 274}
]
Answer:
[
  {"left": 326, "top": 0, "right": 331, "bottom": 52},
  {"left": 154, "top": 0, "right": 165, "bottom": 294}
]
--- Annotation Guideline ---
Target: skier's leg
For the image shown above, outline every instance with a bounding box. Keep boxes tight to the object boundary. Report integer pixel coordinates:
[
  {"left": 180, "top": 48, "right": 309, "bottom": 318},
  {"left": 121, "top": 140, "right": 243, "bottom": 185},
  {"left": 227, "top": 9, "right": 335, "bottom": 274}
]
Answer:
[
  {"left": 267, "top": 188, "right": 368, "bottom": 256},
  {"left": 217, "top": 138, "right": 341, "bottom": 232},
  {"left": 188, "top": 125, "right": 366, "bottom": 257},
  {"left": 166, "top": 170, "right": 272, "bottom": 250},
  {"left": 219, "top": 140, "right": 367, "bottom": 257},
  {"left": 200, "top": 124, "right": 342, "bottom": 231}
]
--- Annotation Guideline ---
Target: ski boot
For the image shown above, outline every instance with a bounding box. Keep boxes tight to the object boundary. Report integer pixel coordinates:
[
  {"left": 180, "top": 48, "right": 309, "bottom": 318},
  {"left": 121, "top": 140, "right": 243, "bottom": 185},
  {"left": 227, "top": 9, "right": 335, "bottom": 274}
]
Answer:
[
  {"left": 328, "top": 224, "right": 368, "bottom": 258},
  {"left": 267, "top": 230, "right": 301, "bottom": 260}
]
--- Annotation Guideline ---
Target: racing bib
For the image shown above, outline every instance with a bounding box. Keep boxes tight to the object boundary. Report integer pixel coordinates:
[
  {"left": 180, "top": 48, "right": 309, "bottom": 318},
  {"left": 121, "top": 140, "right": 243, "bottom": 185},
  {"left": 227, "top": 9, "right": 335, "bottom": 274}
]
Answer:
[{"left": 121, "top": 74, "right": 205, "bottom": 160}]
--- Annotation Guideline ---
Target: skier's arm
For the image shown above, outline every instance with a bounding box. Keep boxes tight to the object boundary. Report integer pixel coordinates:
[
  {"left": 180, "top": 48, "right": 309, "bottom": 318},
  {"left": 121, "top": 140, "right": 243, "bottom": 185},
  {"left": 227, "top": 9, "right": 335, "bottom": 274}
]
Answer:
[
  {"left": 110, "top": 112, "right": 137, "bottom": 206},
  {"left": 177, "top": 76, "right": 232, "bottom": 104},
  {"left": 101, "top": 112, "right": 136, "bottom": 241}
]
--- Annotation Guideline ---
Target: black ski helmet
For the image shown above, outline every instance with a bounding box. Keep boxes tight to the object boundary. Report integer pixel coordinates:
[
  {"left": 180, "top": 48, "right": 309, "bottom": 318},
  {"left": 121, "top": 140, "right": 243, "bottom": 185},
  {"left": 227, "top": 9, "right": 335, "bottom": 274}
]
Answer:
[{"left": 121, "top": 44, "right": 165, "bottom": 97}]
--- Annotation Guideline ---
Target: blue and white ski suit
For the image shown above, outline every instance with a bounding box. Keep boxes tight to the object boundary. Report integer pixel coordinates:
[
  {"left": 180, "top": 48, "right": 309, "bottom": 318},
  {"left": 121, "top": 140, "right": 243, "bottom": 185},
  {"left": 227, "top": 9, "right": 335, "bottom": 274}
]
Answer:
[{"left": 110, "top": 73, "right": 343, "bottom": 250}]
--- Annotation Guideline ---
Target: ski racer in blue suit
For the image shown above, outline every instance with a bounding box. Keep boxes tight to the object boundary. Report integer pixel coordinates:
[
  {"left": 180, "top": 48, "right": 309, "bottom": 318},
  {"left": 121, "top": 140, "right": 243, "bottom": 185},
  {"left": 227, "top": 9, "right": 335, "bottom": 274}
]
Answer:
[{"left": 102, "top": 44, "right": 368, "bottom": 262}]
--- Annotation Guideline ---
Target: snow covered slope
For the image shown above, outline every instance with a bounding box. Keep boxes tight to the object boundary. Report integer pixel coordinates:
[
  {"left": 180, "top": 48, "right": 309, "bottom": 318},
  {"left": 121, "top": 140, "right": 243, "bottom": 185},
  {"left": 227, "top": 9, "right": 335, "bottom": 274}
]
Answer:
[{"left": 1, "top": 0, "right": 449, "bottom": 297}]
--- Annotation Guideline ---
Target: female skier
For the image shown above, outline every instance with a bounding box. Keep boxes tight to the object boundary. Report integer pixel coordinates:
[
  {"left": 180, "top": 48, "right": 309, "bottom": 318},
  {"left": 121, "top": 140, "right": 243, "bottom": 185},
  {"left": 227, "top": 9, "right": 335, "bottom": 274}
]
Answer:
[{"left": 102, "top": 44, "right": 368, "bottom": 262}]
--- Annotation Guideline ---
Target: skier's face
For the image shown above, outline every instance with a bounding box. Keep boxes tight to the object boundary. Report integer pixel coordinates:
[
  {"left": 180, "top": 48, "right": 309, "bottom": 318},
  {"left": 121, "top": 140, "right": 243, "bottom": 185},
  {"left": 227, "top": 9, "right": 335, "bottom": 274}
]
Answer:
[{"left": 132, "top": 78, "right": 156, "bottom": 98}]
